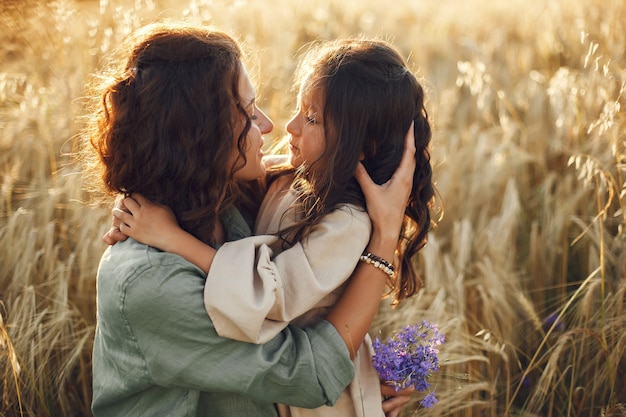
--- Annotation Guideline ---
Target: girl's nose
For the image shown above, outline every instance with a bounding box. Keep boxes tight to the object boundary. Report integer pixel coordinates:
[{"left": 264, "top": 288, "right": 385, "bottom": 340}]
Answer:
[{"left": 286, "top": 113, "right": 300, "bottom": 136}]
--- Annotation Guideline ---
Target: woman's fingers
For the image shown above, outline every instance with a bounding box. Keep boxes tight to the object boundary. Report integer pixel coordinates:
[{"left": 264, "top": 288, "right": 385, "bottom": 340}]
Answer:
[
  {"left": 380, "top": 384, "right": 414, "bottom": 397},
  {"left": 382, "top": 394, "right": 412, "bottom": 416},
  {"left": 354, "top": 161, "right": 376, "bottom": 199},
  {"left": 381, "top": 384, "right": 414, "bottom": 417},
  {"left": 387, "top": 122, "right": 416, "bottom": 195}
]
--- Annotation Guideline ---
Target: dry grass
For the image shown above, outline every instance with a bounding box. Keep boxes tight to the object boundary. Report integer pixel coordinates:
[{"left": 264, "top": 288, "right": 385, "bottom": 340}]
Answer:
[{"left": 1, "top": 0, "right": 624, "bottom": 416}]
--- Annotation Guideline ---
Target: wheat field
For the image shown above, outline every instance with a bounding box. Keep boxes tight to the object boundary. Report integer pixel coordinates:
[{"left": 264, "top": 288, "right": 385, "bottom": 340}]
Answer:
[{"left": 1, "top": 0, "right": 624, "bottom": 416}]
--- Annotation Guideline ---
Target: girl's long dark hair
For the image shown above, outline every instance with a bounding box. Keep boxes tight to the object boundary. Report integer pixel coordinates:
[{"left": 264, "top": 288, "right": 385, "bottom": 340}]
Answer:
[{"left": 277, "top": 39, "right": 436, "bottom": 303}]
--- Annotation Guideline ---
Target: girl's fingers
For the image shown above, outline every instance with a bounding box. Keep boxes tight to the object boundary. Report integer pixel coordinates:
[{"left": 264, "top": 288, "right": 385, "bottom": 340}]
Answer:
[
  {"left": 102, "top": 227, "right": 128, "bottom": 245},
  {"left": 112, "top": 208, "right": 133, "bottom": 227},
  {"left": 123, "top": 195, "right": 141, "bottom": 213},
  {"left": 130, "top": 192, "right": 148, "bottom": 206},
  {"left": 102, "top": 228, "right": 116, "bottom": 245}
]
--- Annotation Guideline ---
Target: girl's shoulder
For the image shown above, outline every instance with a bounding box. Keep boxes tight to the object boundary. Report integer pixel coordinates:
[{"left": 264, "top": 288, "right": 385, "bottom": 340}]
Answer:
[
  {"left": 262, "top": 154, "right": 290, "bottom": 169},
  {"left": 263, "top": 155, "right": 295, "bottom": 191}
]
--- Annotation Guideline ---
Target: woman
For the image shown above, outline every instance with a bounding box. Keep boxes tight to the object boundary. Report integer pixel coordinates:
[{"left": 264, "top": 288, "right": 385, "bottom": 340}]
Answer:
[
  {"left": 108, "top": 38, "right": 434, "bottom": 417},
  {"left": 85, "top": 22, "right": 415, "bottom": 417}
]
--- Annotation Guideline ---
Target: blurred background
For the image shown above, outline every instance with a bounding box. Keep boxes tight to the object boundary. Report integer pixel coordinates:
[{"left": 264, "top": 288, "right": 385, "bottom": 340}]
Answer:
[{"left": 1, "top": 0, "right": 624, "bottom": 415}]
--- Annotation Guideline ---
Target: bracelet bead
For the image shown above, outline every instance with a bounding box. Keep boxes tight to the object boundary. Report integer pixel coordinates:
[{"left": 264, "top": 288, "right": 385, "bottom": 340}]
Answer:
[{"left": 359, "top": 251, "right": 395, "bottom": 277}]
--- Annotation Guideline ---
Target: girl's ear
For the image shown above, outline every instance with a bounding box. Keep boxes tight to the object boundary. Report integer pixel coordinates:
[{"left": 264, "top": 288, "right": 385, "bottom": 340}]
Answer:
[{"left": 359, "top": 152, "right": 365, "bottom": 161}]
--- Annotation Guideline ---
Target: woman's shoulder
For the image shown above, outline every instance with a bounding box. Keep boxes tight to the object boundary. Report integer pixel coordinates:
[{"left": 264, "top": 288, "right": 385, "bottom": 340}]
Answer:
[
  {"left": 101, "top": 239, "right": 205, "bottom": 291},
  {"left": 96, "top": 240, "right": 207, "bottom": 334}
]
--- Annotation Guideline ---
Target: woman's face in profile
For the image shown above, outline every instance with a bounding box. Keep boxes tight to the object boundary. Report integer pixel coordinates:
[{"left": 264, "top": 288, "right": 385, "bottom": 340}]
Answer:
[{"left": 231, "top": 65, "right": 274, "bottom": 181}]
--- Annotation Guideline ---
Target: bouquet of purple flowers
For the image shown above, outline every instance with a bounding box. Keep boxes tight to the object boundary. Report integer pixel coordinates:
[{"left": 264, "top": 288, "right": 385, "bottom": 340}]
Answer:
[{"left": 372, "top": 321, "right": 445, "bottom": 408}]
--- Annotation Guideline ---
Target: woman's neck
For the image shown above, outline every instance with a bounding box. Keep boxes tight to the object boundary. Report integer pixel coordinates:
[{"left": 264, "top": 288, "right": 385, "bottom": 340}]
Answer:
[{"left": 212, "top": 221, "right": 226, "bottom": 246}]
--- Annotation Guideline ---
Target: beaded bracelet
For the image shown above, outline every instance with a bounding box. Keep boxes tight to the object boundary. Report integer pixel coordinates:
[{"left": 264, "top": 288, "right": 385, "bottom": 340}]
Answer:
[{"left": 359, "top": 251, "right": 395, "bottom": 277}]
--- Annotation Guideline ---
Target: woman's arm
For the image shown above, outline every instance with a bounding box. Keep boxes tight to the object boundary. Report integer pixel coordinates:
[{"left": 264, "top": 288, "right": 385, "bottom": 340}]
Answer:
[{"left": 109, "top": 124, "right": 416, "bottom": 358}]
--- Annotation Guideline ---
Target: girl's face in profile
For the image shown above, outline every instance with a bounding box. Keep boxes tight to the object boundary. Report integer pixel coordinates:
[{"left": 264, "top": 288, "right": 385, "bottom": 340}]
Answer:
[
  {"left": 231, "top": 65, "right": 274, "bottom": 181},
  {"left": 286, "top": 82, "right": 326, "bottom": 169}
]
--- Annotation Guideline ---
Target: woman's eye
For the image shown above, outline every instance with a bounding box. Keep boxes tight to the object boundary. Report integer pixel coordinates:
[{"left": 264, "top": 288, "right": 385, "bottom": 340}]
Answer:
[{"left": 305, "top": 114, "right": 316, "bottom": 124}]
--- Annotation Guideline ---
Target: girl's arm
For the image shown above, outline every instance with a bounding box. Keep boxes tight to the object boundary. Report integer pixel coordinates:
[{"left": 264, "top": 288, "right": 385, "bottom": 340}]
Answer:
[
  {"left": 110, "top": 124, "right": 416, "bottom": 358},
  {"left": 111, "top": 195, "right": 217, "bottom": 274},
  {"left": 107, "top": 154, "right": 292, "bottom": 269}
]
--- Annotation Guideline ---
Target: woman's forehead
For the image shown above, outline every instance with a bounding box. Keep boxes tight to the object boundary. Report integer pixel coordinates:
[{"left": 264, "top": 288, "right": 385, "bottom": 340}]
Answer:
[{"left": 238, "top": 64, "right": 256, "bottom": 101}]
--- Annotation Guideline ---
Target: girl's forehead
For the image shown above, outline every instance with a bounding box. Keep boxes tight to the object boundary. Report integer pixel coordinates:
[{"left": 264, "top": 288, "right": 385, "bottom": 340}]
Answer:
[{"left": 298, "top": 81, "right": 324, "bottom": 109}]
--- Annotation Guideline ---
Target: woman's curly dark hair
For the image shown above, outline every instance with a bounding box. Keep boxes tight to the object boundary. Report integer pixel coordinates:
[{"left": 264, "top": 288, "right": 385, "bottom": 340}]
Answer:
[
  {"left": 277, "top": 39, "right": 437, "bottom": 303},
  {"left": 83, "top": 23, "right": 255, "bottom": 245}
]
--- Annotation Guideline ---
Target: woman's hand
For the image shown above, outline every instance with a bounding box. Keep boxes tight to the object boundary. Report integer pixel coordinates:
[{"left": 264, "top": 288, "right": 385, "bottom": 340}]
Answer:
[
  {"left": 381, "top": 384, "right": 414, "bottom": 417},
  {"left": 354, "top": 122, "right": 416, "bottom": 244}
]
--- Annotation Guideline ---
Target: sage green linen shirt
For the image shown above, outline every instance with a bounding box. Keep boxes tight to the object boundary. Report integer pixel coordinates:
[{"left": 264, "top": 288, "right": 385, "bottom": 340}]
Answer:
[{"left": 91, "top": 223, "right": 354, "bottom": 416}]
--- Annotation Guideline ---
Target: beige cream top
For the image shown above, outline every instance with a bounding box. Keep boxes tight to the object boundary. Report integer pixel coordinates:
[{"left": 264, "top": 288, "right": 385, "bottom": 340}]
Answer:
[{"left": 205, "top": 173, "right": 385, "bottom": 417}]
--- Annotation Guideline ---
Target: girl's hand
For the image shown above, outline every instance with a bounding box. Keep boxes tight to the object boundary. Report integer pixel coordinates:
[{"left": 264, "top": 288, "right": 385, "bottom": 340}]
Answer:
[
  {"left": 354, "top": 122, "right": 416, "bottom": 242},
  {"left": 111, "top": 193, "right": 182, "bottom": 252},
  {"left": 381, "top": 384, "right": 414, "bottom": 417},
  {"left": 102, "top": 195, "right": 128, "bottom": 245},
  {"left": 107, "top": 193, "right": 216, "bottom": 273}
]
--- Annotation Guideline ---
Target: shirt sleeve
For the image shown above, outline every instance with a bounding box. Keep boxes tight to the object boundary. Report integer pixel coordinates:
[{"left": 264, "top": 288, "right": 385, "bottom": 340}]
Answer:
[
  {"left": 124, "top": 254, "right": 355, "bottom": 408},
  {"left": 205, "top": 205, "right": 372, "bottom": 343}
]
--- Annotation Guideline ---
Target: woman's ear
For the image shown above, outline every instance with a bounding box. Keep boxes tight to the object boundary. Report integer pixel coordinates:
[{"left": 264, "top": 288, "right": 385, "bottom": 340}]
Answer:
[{"left": 359, "top": 152, "right": 365, "bottom": 161}]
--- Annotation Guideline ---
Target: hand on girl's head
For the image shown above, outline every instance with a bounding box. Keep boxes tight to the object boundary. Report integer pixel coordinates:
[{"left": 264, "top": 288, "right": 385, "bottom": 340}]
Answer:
[{"left": 353, "top": 122, "right": 416, "bottom": 236}]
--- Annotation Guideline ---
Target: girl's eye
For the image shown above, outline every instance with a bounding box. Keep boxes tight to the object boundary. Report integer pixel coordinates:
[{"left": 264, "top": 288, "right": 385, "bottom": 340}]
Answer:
[{"left": 250, "top": 114, "right": 258, "bottom": 121}]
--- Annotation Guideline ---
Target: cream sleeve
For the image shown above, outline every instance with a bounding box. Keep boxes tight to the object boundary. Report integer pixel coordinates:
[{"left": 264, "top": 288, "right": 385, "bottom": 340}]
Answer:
[{"left": 204, "top": 205, "right": 372, "bottom": 344}]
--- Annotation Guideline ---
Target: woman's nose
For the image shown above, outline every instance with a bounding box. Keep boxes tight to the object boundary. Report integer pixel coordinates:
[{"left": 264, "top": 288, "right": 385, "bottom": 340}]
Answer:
[{"left": 255, "top": 108, "right": 273, "bottom": 134}]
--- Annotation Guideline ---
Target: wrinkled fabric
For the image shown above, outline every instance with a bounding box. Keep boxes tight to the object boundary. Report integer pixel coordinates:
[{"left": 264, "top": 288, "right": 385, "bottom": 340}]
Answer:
[
  {"left": 206, "top": 175, "right": 385, "bottom": 417},
  {"left": 92, "top": 237, "right": 355, "bottom": 416},
  {"left": 206, "top": 176, "right": 372, "bottom": 343}
]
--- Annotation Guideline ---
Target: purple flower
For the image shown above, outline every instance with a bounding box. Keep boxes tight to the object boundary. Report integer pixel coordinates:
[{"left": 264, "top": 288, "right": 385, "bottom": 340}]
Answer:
[
  {"left": 372, "top": 321, "right": 445, "bottom": 408},
  {"left": 420, "top": 391, "right": 438, "bottom": 408}
]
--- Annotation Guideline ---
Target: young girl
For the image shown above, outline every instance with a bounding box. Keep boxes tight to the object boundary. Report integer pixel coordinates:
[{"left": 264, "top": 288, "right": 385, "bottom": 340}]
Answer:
[{"left": 112, "top": 39, "right": 434, "bottom": 417}]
